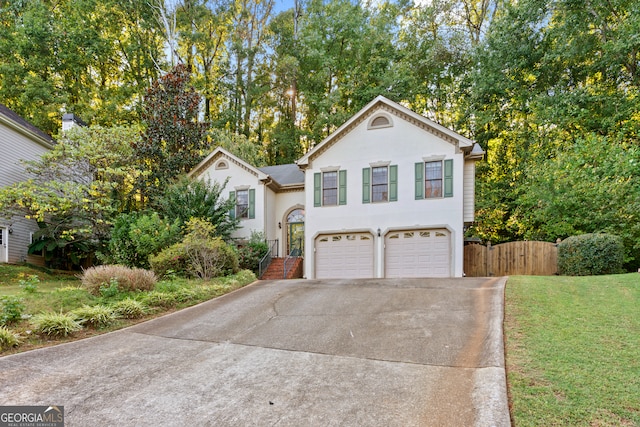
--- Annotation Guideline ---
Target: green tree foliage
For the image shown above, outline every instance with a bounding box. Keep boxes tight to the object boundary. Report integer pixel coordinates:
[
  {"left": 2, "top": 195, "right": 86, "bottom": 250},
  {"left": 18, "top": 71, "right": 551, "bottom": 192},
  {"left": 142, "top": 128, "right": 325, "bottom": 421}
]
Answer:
[
  {"left": 157, "top": 175, "right": 240, "bottom": 241},
  {"left": 134, "top": 64, "right": 210, "bottom": 206},
  {"left": 469, "top": 0, "right": 640, "bottom": 263},
  {"left": 513, "top": 134, "right": 640, "bottom": 265},
  {"left": 103, "top": 212, "right": 182, "bottom": 269},
  {"left": 173, "top": 0, "right": 233, "bottom": 121},
  {"left": 0, "top": 0, "right": 165, "bottom": 134},
  {"left": 0, "top": 125, "right": 140, "bottom": 268},
  {"left": 210, "top": 128, "right": 268, "bottom": 167}
]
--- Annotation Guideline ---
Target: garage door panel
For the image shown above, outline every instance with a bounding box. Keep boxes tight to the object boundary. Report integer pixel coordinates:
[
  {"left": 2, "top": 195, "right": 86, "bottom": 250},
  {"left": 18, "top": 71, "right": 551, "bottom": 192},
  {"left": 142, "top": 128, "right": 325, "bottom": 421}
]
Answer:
[
  {"left": 316, "top": 233, "right": 374, "bottom": 279},
  {"left": 385, "top": 229, "right": 450, "bottom": 278}
]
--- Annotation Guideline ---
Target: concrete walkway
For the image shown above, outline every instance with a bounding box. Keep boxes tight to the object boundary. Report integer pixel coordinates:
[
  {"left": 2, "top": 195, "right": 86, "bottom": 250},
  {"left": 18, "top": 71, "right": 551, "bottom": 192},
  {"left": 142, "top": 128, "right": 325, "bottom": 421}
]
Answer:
[{"left": 0, "top": 277, "right": 510, "bottom": 426}]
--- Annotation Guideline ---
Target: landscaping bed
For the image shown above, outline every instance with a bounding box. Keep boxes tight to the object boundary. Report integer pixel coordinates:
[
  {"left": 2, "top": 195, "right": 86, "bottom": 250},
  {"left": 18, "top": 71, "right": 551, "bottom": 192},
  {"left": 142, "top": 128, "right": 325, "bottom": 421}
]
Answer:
[{"left": 0, "top": 264, "right": 256, "bottom": 355}]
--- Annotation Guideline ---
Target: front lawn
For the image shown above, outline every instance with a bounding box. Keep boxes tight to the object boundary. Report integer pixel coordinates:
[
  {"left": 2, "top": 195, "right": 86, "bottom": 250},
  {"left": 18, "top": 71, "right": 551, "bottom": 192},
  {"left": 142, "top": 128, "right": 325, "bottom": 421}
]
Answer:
[
  {"left": 505, "top": 274, "right": 640, "bottom": 426},
  {"left": 0, "top": 264, "right": 256, "bottom": 355}
]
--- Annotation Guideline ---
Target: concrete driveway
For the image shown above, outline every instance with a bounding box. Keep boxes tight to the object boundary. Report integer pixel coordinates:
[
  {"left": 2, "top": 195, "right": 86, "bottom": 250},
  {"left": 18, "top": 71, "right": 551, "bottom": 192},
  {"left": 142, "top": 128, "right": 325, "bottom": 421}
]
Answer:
[{"left": 0, "top": 277, "right": 510, "bottom": 426}]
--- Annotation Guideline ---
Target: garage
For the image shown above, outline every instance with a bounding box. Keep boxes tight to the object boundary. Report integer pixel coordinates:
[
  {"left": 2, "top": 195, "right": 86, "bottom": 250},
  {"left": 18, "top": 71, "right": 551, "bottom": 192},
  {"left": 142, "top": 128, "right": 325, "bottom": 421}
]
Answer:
[
  {"left": 385, "top": 229, "right": 451, "bottom": 278},
  {"left": 315, "top": 232, "right": 374, "bottom": 279}
]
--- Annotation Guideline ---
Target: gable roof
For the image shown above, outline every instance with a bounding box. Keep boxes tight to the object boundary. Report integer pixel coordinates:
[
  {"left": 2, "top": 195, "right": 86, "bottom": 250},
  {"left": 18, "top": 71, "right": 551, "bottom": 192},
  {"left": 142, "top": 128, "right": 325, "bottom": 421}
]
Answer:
[
  {"left": 0, "top": 104, "right": 55, "bottom": 149},
  {"left": 189, "top": 146, "right": 269, "bottom": 181},
  {"left": 189, "top": 146, "right": 304, "bottom": 190},
  {"left": 297, "top": 95, "right": 478, "bottom": 167}
]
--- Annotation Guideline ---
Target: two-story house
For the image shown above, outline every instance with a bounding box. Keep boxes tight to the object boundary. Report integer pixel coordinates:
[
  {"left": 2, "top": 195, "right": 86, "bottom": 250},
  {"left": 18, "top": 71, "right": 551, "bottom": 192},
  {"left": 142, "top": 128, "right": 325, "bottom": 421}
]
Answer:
[
  {"left": 189, "top": 96, "right": 484, "bottom": 278},
  {"left": 0, "top": 105, "right": 56, "bottom": 265}
]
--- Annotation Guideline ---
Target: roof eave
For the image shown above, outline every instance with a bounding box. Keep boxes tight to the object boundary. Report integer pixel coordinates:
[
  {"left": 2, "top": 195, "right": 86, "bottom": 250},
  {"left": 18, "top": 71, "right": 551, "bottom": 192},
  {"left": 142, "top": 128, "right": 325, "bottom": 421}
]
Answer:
[{"left": 0, "top": 114, "right": 55, "bottom": 149}]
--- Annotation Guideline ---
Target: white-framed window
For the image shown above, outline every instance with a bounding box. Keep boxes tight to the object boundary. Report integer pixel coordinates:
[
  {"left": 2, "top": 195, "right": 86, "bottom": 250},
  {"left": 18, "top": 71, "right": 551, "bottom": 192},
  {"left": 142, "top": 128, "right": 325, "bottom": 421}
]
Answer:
[
  {"left": 314, "top": 170, "right": 347, "bottom": 207},
  {"left": 363, "top": 164, "right": 397, "bottom": 203},
  {"left": 415, "top": 159, "right": 453, "bottom": 199},
  {"left": 323, "top": 171, "right": 338, "bottom": 206},
  {"left": 371, "top": 166, "right": 388, "bottom": 202},
  {"left": 236, "top": 189, "right": 249, "bottom": 218},
  {"left": 30, "top": 232, "right": 44, "bottom": 256},
  {"left": 425, "top": 161, "right": 443, "bottom": 198},
  {"left": 229, "top": 188, "right": 255, "bottom": 219}
]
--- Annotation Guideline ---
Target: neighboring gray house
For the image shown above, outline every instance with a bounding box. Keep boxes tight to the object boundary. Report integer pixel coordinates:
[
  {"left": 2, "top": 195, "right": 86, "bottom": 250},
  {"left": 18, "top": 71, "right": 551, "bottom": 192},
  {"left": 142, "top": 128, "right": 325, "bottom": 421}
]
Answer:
[{"left": 0, "top": 105, "right": 55, "bottom": 265}]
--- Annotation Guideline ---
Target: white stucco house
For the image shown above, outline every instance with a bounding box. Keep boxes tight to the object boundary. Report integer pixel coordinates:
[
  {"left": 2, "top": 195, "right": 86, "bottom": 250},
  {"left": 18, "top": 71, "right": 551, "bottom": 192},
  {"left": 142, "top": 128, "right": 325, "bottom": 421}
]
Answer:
[
  {"left": 189, "top": 96, "right": 484, "bottom": 279},
  {"left": 0, "top": 105, "right": 55, "bottom": 265}
]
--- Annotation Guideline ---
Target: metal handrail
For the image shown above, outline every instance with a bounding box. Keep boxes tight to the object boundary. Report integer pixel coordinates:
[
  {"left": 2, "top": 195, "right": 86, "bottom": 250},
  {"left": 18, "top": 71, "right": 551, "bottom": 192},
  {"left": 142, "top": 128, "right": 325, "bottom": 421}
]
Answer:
[
  {"left": 283, "top": 238, "right": 302, "bottom": 278},
  {"left": 258, "top": 239, "right": 278, "bottom": 278}
]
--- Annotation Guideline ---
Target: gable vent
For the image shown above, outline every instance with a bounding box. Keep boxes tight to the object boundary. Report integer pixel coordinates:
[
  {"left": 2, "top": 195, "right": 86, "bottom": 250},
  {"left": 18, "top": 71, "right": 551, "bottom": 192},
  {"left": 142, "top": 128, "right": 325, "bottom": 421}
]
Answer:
[
  {"left": 368, "top": 113, "right": 393, "bottom": 129},
  {"left": 215, "top": 160, "right": 228, "bottom": 170}
]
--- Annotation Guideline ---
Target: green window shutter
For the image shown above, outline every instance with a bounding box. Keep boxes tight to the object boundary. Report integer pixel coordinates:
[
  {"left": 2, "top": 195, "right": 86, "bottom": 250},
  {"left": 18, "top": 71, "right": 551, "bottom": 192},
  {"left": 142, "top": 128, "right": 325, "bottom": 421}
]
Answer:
[
  {"left": 229, "top": 191, "right": 236, "bottom": 219},
  {"left": 389, "top": 165, "right": 398, "bottom": 202},
  {"left": 339, "top": 170, "right": 347, "bottom": 205},
  {"left": 362, "top": 168, "right": 371, "bottom": 204},
  {"left": 314, "top": 173, "right": 321, "bottom": 207},
  {"left": 444, "top": 159, "right": 453, "bottom": 198},
  {"left": 248, "top": 189, "right": 255, "bottom": 219},
  {"left": 414, "top": 162, "right": 424, "bottom": 200}
]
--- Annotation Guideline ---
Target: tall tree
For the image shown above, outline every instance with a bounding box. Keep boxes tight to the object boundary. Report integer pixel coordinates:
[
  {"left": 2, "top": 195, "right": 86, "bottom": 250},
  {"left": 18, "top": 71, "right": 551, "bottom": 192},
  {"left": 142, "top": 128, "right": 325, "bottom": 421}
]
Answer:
[
  {"left": 174, "top": 0, "right": 233, "bottom": 121},
  {"left": 468, "top": 0, "right": 640, "bottom": 245},
  {"left": 0, "top": 0, "right": 165, "bottom": 134},
  {"left": 133, "top": 64, "right": 209, "bottom": 206},
  {"left": 226, "top": 0, "right": 275, "bottom": 137}
]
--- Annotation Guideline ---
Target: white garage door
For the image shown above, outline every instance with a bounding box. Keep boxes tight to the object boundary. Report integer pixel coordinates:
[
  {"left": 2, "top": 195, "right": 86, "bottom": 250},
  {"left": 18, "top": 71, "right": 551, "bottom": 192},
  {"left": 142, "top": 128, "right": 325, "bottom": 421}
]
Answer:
[
  {"left": 385, "top": 229, "right": 451, "bottom": 278},
  {"left": 315, "top": 233, "right": 374, "bottom": 279}
]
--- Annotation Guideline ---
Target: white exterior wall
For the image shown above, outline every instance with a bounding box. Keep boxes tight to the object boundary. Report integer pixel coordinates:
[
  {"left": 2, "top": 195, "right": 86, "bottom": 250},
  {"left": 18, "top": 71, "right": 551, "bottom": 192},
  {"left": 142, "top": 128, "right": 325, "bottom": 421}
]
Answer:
[
  {"left": 196, "top": 155, "right": 305, "bottom": 258},
  {"left": 200, "top": 161, "right": 266, "bottom": 241},
  {"left": 303, "top": 111, "right": 466, "bottom": 278},
  {"left": 267, "top": 189, "right": 305, "bottom": 257},
  {"left": 0, "top": 120, "right": 51, "bottom": 265}
]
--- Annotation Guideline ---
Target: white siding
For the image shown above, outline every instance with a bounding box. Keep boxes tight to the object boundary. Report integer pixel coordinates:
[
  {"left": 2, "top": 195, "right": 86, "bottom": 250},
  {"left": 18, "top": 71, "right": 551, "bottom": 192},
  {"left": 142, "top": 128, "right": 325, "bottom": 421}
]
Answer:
[{"left": 463, "top": 161, "right": 476, "bottom": 223}]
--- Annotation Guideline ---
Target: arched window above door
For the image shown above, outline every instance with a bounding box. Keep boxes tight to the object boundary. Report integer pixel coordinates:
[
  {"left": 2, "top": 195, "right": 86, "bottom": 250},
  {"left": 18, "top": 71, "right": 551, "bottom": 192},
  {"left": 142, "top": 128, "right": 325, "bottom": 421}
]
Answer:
[{"left": 287, "top": 209, "right": 305, "bottom": 223}]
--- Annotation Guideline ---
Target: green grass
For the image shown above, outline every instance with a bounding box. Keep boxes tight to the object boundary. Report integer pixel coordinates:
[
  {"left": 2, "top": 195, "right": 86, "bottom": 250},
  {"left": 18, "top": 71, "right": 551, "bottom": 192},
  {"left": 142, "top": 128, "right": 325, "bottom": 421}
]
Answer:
[
  {"left": 0, "top": 264, "right": 256, "bottom": 354},
  {"left": 505, "top": 274, "right": 640, "bottom": 426}
]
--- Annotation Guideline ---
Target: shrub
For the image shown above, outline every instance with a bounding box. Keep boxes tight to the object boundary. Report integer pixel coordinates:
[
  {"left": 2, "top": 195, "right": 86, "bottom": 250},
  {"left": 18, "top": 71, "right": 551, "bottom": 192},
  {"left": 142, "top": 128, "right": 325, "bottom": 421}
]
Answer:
[
  {"left": 102, "top": 212, "right": 182, "bottom": 269},
  {"left": 112, "top": 299, "right": 148, "bottom": 319},
  {"left": 158, "top": 175, "right": 239, "bottom": 240},
  {"left": 558, "top": 233, "right": 625, "bottom": 276},
  {"left": 150, "top": 218, "right": 239, "bottom": 279},
  {"left": 71, "top": 305, "right": 118, "bottom": 327},
  {"left": 81, "top": 265, "right": 157, "bottom": 295},
  {"left": 18, "top": 274, "right": 40, "bottom": 293},
  {"left": 237, "top": 231, "right": 269, "bottom": 273},
  {"left": 0, "top": 296, "right": 25, "bottom": 326},
  {"left": 31, "top": 312, "right": 82, "bottom": 337},
  {"left": 100, "top": 212, "right": 139, "bottom": 266},
  {"left": 148, "top": 245, "right": 188, "bottom": 278},
  {"left": 99, "top": 278, "right": 120, "bottom": 298},
  {"left": 0, "top": 326, "right": 22, "bottom": 350}
]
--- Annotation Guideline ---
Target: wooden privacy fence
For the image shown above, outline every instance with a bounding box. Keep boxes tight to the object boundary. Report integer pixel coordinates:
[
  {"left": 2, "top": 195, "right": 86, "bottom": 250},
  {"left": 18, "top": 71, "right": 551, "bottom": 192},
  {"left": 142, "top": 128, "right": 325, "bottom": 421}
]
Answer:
[{"left": 464, "top": 241, "right": 559, "bottom": 277}]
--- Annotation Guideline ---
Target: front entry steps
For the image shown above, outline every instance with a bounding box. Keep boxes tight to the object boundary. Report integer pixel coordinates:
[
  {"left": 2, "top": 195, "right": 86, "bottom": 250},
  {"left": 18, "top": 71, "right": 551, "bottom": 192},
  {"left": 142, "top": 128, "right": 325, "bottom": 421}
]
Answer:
[{"left": 260, "top": 257, "right": 303, "bottom": 280}]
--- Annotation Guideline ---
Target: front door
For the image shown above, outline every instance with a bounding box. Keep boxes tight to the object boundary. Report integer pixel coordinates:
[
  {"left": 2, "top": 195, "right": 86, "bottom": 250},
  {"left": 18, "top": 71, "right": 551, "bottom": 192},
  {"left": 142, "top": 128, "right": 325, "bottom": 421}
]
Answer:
[
  {"left": 0, "top": 227, "right": 7, "bottom": 263},
  {"left": 286, "top": 209, "right": 304, "bottom": 256}
]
